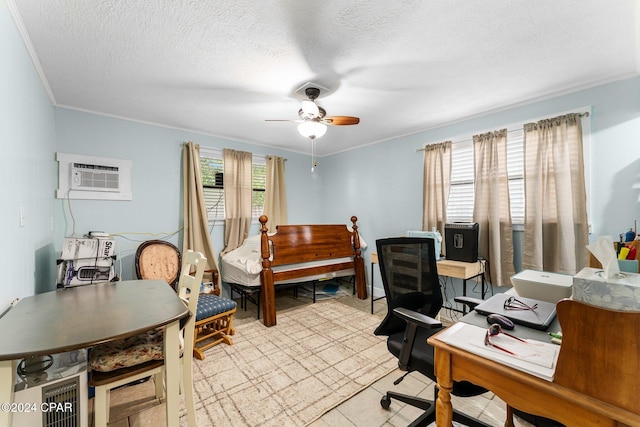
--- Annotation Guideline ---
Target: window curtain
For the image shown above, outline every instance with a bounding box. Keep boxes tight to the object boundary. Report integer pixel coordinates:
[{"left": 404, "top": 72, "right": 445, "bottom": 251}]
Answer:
[
  {"left": 523, "top": 113, "right": 589, "bottom": 274},
  {"left": 422, "top": 141, "right": 451, "bottom": 255},
  {"left": 263, "top": 155, "right": 288, "bottom": 231},
  {"left": 222, "top": 148, "right": 253, "bottom": 254},
  {"left": 182, "top": 141, "right": 219, "bottom": 277},
  {"left": 472, "top": 130, "right": 514, "bottom": 287}
]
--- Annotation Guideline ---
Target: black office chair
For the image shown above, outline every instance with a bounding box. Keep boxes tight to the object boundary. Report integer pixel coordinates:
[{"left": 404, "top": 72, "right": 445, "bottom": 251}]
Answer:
[{"left": 374, "top": 237, "right": 490, "bottom": 427}]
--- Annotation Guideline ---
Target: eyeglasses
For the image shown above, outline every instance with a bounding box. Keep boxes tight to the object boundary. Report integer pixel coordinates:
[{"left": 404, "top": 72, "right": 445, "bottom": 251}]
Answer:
[
  {"left": 503, "top": 296, "right": 538, "bottom": 311},
  {"left": 484, "top": 323, "right": 527, "bottom": 355}
]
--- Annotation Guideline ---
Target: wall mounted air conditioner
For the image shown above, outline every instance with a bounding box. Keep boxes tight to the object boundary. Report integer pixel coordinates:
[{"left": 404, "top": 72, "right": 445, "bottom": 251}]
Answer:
[
  {"left": 12, "top": 350, "right": 88, "bottom": 427},
  {"left": 71, "top": 162, "right": 120, "bottom": 192},
  {"left": 57, "top": 153, "right": 132, "bottom": 200}
]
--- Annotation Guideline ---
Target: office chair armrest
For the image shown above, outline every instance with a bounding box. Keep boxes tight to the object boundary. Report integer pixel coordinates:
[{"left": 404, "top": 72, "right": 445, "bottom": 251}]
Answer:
[
  {"left": 393, "top": 307, "right": 442, "bottom": 329},
  {"left": 393, "top": 307, "right": 442, "bottom": 371},
  {"left": 454, "top": 296, "right": 484, "bottom": 310}
]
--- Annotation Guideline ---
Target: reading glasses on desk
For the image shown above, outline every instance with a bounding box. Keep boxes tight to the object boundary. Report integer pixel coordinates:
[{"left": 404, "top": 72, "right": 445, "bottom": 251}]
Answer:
[
  {"left": 503, "top": 296, "right": 538, "bottom": 311},
  {"left": 484, "top": 323, "right": 527, "bottom": 355}
]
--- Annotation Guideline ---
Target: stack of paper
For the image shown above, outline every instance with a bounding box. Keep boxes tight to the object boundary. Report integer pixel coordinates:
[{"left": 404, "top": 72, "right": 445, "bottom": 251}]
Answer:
[{"left": 436, "top": 323, "right": 559, "bottom": 381}]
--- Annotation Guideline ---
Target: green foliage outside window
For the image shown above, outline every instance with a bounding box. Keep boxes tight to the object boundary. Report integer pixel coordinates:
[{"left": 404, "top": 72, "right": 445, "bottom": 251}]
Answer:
[{"left": 199, "top": 155, "right": 265, "bottom": 220}]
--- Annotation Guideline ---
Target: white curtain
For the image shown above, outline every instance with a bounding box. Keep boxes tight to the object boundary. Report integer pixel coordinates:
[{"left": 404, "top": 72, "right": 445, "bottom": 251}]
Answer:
[
  {"left": 182, "top": 142, "right": 219, "bottom": 277},
  {"left": 523, "top": 113, "right": 589, "bottom": 274},
  {"left": 422, "top": 141, "right": 451, "bottom": 255},
  {"left": 263, "top": 155, "right": 288, "bottom": 231},
  {"left": 222, "top": 148, "right": 253, "bottom": 254},
  {"left": 472, "top": 130, "right": 514, "bottom": 287}
]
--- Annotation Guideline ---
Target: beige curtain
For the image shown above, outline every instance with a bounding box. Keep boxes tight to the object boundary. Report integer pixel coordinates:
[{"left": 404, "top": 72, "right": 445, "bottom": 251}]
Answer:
[
  {"left": 422, "top": 141, "right": 451, "bottom": 255},
  {"left": 472, "top": 130, "right": 514, "bottom": 287},
  {"left": 182, "top": 141, "right": 219, "bottom": 275},
  {"left": 222, "top": 148, "right": 253, "bottom": 254},
  {"left": 263, "top": 155, "right": 288, "bottom": 231},
  {"left": 523, "top": 113, "right": 589, "bottom": 274}
]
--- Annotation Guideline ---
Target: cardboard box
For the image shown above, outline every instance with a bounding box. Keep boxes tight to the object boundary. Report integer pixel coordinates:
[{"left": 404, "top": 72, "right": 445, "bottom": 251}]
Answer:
[
  {"left": 572, "top": 267, "right": 640, "bottom": 311},
  {"left": 57, "top": 257, "right": 115, "bottom": 287},
  {"left": 60, "top": 237, "right": 115, "bottom": 260}
]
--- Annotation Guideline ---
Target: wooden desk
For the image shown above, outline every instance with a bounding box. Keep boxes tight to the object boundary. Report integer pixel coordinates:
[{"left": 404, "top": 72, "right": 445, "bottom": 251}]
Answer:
[
  {"left": 370, "top": 256, "right": 486, "bottom": 314},
  {"left": 437, "top": 259, "right": 486, "bottom": 313},
  {"left": 0, "top": 280, "right": 189, "bottom": 427},
  {"left": 428, "top": 308, "right": 640, "bottom": 427}
]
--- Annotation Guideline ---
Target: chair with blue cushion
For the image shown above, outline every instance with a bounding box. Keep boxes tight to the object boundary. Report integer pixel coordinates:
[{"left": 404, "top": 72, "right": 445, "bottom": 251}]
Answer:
[{"left": 193, "top": 292, "right": 237, "bottom": 360}]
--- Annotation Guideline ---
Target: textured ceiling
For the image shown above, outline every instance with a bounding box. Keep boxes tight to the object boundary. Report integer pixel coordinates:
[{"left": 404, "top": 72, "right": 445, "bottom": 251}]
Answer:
[{"left": 9, "top": 0, "right": 639, "bottom": 156}]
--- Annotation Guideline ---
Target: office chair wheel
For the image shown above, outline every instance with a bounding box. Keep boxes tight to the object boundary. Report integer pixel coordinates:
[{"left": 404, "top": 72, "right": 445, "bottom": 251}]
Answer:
[{"left": 380, "top": 394, "right": 391, "bottom": 410}]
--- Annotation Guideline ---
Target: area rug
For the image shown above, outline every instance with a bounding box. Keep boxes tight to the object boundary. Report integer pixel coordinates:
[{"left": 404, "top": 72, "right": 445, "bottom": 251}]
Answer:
[{"left": 182, "top": 300, "right": 396, "bottom": 426}]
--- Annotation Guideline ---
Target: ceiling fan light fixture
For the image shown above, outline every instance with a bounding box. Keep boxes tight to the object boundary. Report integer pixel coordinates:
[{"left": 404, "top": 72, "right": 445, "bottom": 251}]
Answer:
[
  {"left": 298, "top": 120, "right": 327, "bottom": 140},
  {"left": 300, "top": 99, "right": 319, "bottom": 119}
]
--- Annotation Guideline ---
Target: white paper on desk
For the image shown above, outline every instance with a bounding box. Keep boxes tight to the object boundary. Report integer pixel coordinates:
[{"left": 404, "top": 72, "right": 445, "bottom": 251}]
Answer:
[
  {"left": 469, "top": 335, "right": 556, "bottom": 369},
  {"left": 435, "top": 323, "right": 559, "bottom": 381}
]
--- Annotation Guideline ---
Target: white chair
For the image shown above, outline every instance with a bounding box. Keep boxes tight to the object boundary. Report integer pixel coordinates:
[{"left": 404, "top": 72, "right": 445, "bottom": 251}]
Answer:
[{"left": 88, "top": 250, "right": 206, "bottom": 427}]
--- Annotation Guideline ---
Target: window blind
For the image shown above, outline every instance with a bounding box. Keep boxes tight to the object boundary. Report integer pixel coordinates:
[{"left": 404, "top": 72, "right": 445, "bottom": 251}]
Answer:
[{"left": 199, "top": 148, "right": 266, "bottom": 221}]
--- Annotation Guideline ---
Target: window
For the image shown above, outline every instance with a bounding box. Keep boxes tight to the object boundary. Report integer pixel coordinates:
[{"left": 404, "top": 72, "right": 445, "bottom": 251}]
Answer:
[
  {"left": 506, "top": 130, "right": 524, "bottom": 224},
  {"left": 251, "top": 157, "right": 266, "bottom": 218},
  {"left": 445, "top": 108, "right": 590, "bottom": 226},
  {"left": 447, "top": 141, "right": 474, "bottom": 223},
  {"left": 199, "top": 148, "right": 266, "bottom": 221},
  {"left": 446, "top": 129, "right": 524, "bottom": 225}
]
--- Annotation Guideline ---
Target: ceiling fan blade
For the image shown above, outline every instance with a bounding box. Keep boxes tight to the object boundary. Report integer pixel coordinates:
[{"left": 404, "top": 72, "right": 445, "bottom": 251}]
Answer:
[
  {"left": 323, "top": 116, "right": 360, "bottom": 126},
  {"left": 265, "top": 119, "right": 298, "bottom": 123}
]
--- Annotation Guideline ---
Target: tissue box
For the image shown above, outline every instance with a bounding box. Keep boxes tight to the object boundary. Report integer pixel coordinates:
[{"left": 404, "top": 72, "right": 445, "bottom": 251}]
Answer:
[{"left": 572, "top": 267, "right": 640, "bottom": 311}]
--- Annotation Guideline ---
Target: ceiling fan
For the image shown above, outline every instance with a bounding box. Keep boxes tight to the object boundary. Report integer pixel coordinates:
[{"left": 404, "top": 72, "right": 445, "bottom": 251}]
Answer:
[{"left": 266, "top": 87, "right": 360, "bottom": 140}]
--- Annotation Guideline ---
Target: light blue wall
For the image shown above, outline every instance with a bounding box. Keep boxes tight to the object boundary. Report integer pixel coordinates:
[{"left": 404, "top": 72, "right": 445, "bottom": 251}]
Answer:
[
  {"left": 4, "top": 0, "right": 639, "bottom": 301},
  {"left": 54, "top": 109, "right": 323, "bottom": 281},
  {"left": 322, "top": 77, "right": 640, "bottom": 297},
  {"left": 1, "top": 3, "right": 57, "bottom": 302},
  {"left": 324, "top": 77, "right": 640, "bottom": 249}
]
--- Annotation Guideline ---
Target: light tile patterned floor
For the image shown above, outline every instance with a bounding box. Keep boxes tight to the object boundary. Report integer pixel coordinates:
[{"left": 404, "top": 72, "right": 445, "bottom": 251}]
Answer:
[{"left": 92, "top": 288, "right": 535, "bottom": 426}]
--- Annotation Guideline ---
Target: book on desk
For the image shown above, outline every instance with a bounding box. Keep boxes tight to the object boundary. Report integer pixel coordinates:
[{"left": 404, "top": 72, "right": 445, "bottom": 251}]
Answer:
[{"left": 436, "top": 322, "right": 559, "bottom": 381}]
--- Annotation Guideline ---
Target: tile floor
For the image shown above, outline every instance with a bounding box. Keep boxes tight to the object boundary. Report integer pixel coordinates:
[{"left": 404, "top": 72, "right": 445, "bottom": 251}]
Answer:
[{"left": 91, "top": 287, "right": 536, "bottom": 426}]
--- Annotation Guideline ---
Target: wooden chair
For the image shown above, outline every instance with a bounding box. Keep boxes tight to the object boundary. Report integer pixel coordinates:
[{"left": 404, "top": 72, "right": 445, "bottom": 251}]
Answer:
[
  {"left": 553, "top": 299, "right": 640, "bottom": 422},
  {"left": 135, "top": 240, "right": 236, "bottom": 359},
  {"left": 503, "top": 299, "right": 640, "bottom": 426},
  {"left": 193, "top": 293, "right": 236, "bottom": 360},
  {"left": 88, "top": 250, "right": 206, "bottom": 427},
  {"left": 195, "top": 268, "right": 237, "bottom": 358},
  {"left": 135, "top": 240, "right": 182, "bottom": 290}
]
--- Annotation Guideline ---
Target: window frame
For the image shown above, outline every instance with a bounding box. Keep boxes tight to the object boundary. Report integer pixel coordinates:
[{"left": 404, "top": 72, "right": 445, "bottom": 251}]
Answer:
[
  {"left": 199, "top": 147, "right": 267, "bottom": 224},
  {"left": 444, "top": 107, "right": 591, "bottom": 229}
]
